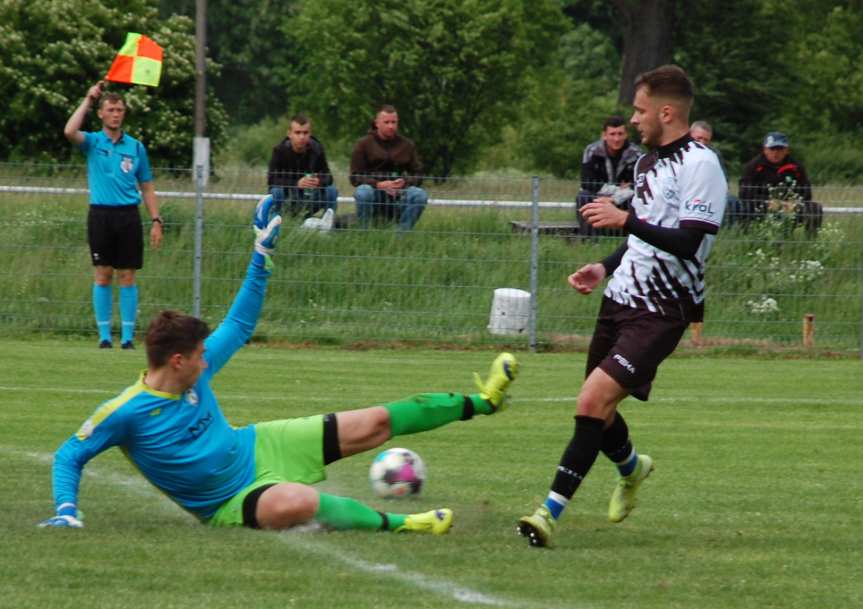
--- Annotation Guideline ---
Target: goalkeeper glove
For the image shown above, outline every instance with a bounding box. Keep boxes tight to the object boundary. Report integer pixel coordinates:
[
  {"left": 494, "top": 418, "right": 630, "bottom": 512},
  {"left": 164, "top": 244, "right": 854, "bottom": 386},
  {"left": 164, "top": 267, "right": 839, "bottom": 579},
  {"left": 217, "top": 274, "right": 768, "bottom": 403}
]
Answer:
[
  {"left": 253, "top": 194, "right": 283, "bottom": 256},
  {"left": 38, "top": 503, "right": 84, "bottom": 528}
]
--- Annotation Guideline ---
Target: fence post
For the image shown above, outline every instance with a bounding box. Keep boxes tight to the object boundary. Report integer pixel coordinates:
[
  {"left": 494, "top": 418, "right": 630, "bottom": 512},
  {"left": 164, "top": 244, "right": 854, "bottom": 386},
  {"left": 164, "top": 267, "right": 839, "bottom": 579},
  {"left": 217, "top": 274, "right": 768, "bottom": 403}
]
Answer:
[
  {"left": 192, "top": 165, "right": 204, "bottom": 317},
  {"left": 529, "top": 176, "right": 540, "bottom": 353}
]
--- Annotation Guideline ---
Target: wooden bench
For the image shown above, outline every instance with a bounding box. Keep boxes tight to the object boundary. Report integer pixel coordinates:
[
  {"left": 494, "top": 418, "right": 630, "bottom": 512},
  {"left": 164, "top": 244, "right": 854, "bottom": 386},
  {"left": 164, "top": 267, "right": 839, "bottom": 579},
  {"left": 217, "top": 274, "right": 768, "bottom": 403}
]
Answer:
[{"left": 510, "top": 220, "right": 580, "bottom": 236}]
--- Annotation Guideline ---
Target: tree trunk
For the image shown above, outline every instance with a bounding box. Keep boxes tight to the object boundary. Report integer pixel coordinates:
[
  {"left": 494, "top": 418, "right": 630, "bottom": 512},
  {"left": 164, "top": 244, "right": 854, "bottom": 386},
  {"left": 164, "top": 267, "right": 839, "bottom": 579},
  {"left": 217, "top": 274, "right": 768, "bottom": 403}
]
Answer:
[{"left": 612, "top": 0, "right": 677, "bottom": 105}]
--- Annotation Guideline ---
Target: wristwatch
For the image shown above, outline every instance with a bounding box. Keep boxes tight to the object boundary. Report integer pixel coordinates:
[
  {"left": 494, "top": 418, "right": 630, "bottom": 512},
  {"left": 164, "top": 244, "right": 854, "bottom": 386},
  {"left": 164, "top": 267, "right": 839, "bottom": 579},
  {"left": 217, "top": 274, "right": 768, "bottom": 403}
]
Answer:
[{"left": 151, "top": 216, "right": 163, "bottom": 225}]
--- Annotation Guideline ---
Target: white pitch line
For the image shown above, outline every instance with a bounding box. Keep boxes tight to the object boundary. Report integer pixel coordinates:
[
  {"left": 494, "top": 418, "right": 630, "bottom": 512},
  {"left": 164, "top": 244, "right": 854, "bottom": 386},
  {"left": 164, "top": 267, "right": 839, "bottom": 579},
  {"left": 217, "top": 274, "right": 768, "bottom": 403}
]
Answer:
[
  {"left": 6, "top": 446, "right": 567, "bottom": 609},
  {"left": 277, "top": 534, "right": 512, "bottom": 607},
  {"left": 2, "top": 384, "right": 858, "bottom": 408},
  {"left": 0, "top": 384, "right": 338, "bottom": 403},
  {"left": 530, "top": 395, "right": 861, "bottom": 406}
]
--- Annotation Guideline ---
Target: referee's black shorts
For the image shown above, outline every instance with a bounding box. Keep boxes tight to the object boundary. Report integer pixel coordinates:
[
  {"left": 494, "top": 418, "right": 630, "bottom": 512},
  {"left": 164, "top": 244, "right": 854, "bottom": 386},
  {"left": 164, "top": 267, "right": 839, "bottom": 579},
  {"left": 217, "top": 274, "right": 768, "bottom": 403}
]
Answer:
[
  {"left": 87, "top": 205, "right": 144, "bottom": 269},
  {"left": 586, "top": 296, "right": 689, "bottom": 401}
]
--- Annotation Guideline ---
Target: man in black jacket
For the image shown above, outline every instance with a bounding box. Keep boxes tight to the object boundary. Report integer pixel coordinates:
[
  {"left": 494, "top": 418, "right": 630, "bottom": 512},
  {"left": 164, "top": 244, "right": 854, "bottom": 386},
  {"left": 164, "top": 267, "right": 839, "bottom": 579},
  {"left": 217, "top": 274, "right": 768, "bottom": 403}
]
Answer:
[
  {"left": 738, "top": 132, "right": 822, "bottom": 235},
  {"left": 267, "top": 115, "right": 337, "bottom": 224},
  {"left": 576, "top": 116, "right": 642, "bottom": 238}
]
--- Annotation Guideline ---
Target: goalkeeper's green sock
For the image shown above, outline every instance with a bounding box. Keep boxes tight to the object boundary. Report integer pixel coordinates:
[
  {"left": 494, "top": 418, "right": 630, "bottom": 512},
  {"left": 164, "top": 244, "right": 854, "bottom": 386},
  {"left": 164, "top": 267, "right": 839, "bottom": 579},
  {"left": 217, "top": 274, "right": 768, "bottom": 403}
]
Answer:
[
  {"left": 385, "top": 392, "right": 494, "bottom": 437},
  {"left": 315, "top": 492, "right": 406, "bottom": 531}
]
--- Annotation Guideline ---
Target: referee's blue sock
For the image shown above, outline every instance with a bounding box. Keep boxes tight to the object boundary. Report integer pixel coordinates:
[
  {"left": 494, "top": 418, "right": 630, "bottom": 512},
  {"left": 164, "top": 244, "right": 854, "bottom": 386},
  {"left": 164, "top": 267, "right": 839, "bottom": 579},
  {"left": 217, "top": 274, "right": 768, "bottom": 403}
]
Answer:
[
  {"left": 119, "top": 285, "right": 138, "bottom": 344},
  {"left": 93, "top": 284, "right": 112, "bottom": 343}
]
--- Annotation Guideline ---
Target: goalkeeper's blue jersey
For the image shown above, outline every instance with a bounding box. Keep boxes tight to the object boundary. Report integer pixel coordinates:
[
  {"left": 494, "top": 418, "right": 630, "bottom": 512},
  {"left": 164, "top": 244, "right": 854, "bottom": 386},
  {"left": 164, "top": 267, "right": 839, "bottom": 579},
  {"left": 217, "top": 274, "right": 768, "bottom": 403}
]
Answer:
[{"left": 52, "top": 258, "right": 270, "bottom": 521}]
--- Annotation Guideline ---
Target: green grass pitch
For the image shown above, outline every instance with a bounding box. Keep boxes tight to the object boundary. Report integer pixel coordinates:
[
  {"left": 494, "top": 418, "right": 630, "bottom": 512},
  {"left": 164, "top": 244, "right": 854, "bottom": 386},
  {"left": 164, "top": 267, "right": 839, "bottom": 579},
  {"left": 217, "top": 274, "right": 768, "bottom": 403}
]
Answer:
[{"left": 2, "top": 339, "right": 861, "bottom": 609}]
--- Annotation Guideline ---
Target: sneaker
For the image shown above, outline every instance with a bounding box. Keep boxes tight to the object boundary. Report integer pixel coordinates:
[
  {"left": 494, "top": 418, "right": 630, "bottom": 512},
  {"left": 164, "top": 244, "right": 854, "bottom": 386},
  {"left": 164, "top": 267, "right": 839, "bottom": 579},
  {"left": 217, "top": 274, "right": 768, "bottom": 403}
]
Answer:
[
  {"left": 608, "top": 454, "right": 654, "bottom": 523},
  {"left": 320, "top": 208, "right": 335, "bottom": 232},
  {"left": 517, "top": 505, "right": 555, "bottom": 548},
  {"left": 395, "top": 508, "right": 453, "bottom": 535},
  {"left": 121, "top": 341, "right": 135, "bottom": 350},
  {"left": 98, "top": 340, "right": 113, "bottom": 349},
  {"left": 473, "top": 352, "right": 518, "bottom": 411},
  {"left": 300, "top": 209, "right": 335, "bottom": 233}
]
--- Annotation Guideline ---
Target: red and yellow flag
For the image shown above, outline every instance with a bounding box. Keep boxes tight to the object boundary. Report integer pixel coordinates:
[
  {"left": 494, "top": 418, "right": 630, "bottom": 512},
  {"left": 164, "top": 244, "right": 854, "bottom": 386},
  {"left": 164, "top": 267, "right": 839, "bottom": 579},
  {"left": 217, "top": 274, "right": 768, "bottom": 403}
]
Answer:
[{"left": 105, "top": 33, "right": 163, "bottom": 87}]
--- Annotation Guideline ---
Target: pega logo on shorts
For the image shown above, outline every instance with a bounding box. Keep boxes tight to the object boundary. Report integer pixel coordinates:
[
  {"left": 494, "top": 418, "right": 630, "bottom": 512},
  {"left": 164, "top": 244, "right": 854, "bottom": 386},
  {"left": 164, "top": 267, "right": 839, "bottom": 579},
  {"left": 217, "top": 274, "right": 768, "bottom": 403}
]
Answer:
[
  {"left": 684, "top": 198, "right": 715, "bottom": 216},
  {"left": 613, "top": 353, "right": 636, "bottom": 375}
]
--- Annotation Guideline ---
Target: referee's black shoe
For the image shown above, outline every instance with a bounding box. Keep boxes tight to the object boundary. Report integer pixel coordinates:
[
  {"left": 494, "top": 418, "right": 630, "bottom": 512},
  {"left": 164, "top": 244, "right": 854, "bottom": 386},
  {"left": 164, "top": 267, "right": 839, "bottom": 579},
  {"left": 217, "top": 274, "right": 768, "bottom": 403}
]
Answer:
[
  {"left": 99, "top": 340, "right": 113, "bottom": 349},
  {"left": 121, "top": 341, "right": 135, "bottom": 350}
]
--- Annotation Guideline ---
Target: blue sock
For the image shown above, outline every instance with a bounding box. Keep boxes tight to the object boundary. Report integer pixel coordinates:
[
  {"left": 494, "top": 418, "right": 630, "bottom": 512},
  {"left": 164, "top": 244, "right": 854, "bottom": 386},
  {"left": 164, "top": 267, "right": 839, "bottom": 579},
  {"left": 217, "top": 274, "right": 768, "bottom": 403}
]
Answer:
[
  {"left": 119, "top": 285, "right": 138, "bottom": 344},
  {"left": 543, "top": 491, "right": 569, "bottom": 520},
  {"left": 617, "top": 449, "right": 639, "bottom": 477},
  {"left": 93, "top": 284, "right": 112, "bottom": 342}
]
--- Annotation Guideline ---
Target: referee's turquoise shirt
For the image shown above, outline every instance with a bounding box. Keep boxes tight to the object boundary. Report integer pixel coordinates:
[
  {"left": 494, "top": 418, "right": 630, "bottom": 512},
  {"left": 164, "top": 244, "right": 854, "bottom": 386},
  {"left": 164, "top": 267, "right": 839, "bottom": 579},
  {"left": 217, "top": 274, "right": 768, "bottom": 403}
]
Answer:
[{"left": 80, "top": 130, "right": 153, "bottom": 206}]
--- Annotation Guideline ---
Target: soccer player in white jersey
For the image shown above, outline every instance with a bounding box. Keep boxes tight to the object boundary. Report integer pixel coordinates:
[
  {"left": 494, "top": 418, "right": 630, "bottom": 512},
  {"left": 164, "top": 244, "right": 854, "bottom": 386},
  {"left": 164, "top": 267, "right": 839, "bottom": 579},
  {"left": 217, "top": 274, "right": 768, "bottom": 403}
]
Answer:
[{"left": 518, "top": 65, "right": 727, "bottom": 548}]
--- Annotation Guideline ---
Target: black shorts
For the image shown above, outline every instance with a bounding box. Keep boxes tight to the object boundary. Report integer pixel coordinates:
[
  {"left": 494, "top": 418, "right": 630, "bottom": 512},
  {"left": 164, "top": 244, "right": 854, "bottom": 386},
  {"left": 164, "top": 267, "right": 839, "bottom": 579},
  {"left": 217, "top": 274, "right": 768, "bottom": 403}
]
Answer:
[
  {"left": 586, "top": 296, "right": 689, "bottom": 401},
  {"left": 87, "top": 205, "right": 143, "bottom": 269}
]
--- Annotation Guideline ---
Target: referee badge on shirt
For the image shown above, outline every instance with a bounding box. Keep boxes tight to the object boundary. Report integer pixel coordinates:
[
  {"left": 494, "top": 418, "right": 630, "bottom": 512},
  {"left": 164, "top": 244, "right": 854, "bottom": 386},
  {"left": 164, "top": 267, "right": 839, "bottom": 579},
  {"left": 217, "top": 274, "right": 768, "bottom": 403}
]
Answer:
[
  {"left": 120, "top": 155, "right": 133, "bottom": 173},
  {"left": 184, "top": 388, "right": 199, "bottom": 406}
]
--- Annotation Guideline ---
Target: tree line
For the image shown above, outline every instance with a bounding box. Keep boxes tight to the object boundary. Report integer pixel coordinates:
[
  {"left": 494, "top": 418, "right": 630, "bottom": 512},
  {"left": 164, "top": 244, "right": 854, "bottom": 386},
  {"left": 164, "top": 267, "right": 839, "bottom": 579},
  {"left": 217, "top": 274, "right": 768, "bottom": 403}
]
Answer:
[{"left": 2, "top": 0, "right": 861, "bottom": 181}]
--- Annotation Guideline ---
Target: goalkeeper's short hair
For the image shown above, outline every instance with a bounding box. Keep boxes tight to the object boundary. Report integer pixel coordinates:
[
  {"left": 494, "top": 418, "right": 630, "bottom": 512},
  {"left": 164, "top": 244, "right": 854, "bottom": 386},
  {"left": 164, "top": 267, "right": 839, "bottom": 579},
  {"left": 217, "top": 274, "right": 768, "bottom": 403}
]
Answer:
[{"left": 145, "top": 310, "right": 210, "bottom": 367}]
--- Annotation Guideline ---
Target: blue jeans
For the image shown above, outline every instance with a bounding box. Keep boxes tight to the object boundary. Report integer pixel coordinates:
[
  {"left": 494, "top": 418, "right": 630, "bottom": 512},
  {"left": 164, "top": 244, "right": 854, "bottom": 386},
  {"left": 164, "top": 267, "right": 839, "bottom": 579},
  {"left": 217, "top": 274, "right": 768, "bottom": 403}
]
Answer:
[
  {"left": 354, "top": 184, "right": 428, "bottom": 230},
  {"left": 269, "top": 185, "right": 338, "bottom": 219}
]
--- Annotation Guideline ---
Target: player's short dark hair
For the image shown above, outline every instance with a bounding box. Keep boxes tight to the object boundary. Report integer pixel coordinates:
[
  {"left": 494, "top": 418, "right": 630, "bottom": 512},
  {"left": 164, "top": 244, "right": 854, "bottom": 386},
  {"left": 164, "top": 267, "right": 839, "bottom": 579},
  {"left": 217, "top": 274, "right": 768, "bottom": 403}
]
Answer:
[
  {"left": 145, "top": 310, "right": 210, "bottom": 368},
  {"left": 377, "top": 104, "right": 398, "bottom": 115},
  {"left": 634, "top": 65, "right": 694, "bottom": 102},
  {"left": 99, "top": 93, "right": 126, "bottom": 109},
  {"left": 603, "top": 116, "right": 626, "bottom": 130},
  {"left": 289, "top": 114, "right": 310, "bottom": 126}
]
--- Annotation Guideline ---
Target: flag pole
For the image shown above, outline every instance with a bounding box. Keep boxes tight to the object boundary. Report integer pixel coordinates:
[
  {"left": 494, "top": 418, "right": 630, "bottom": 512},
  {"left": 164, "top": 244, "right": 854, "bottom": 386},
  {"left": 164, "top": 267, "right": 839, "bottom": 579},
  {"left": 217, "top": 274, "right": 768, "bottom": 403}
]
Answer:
[{"left": 193, "top": 0, "right": 210, "bottom": 187}]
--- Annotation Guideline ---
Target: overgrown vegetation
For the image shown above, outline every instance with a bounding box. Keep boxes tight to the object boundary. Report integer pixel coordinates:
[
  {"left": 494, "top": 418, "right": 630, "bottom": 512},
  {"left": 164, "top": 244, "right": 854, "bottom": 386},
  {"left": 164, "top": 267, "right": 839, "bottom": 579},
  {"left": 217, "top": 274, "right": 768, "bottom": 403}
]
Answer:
[
  {"left": 4, "top": 2, "right": 862, "bottom": 181},
  {"left": 1, "top": 186, "right": 860, "bottom": 352}
]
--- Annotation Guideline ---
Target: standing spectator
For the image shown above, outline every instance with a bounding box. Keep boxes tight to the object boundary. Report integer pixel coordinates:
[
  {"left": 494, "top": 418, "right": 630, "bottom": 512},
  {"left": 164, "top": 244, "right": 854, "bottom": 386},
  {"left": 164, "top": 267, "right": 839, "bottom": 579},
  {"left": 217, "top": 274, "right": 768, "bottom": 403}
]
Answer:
[
  {"left": 576, "top": 116, "right": 642, "bottom": 238},
  {"left": 350, "top": 105, "right": 428, "bottom": 231},
  {"left": 738, "top": 132, "right": 822, "bottom": 235},
  {"left": 689, "top": 120, "right": 742, "bottom": 225},
  {"left": 517, "top": 65, "right": 727, "bottom": 548},
  {"left": 64, "top": 82, "right": 162, "bottom": 350},
  {"left": 267, "top": 114, "right": 337, "bottom": 228}
]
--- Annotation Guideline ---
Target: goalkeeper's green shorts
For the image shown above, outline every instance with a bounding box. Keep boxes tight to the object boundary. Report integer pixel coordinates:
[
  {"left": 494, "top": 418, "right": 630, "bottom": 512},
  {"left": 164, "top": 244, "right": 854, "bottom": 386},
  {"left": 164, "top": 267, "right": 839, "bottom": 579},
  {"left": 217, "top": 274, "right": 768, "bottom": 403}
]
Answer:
[{"left": 209, "top": 415, "right": 327, "bottom": 528}]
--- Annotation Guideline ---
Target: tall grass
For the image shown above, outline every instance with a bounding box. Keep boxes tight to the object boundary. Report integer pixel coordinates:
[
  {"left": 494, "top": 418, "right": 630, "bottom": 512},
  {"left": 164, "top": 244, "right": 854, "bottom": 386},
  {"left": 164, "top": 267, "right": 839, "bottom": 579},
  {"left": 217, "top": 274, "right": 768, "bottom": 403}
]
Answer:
[{"left": 1, "top": 181, "right": 861, "bottom": 352}]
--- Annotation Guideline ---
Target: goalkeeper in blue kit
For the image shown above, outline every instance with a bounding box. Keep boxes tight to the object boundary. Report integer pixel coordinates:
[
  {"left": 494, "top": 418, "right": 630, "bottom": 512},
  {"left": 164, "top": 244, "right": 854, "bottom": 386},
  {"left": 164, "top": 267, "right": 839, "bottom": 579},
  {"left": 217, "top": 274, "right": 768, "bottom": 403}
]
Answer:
[{"left": 40, "top": 195, "right": 518, "bottom": 534}]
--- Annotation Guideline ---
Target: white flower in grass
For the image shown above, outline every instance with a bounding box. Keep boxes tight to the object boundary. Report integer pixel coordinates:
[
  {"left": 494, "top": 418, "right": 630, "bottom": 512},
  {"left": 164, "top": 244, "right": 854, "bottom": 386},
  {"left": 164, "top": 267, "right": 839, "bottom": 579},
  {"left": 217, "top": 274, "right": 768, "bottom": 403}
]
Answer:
[{"left": 746, "top": 296, "right": 779, "bottom": 315}]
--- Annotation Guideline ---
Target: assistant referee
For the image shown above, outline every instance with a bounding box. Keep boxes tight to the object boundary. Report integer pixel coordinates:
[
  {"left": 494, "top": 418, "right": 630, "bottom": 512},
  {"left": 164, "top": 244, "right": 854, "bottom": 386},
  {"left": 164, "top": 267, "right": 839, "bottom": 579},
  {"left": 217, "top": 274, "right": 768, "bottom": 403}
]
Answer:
[{"left": 64, "top": 81, "right": 163, "bottom": 349}]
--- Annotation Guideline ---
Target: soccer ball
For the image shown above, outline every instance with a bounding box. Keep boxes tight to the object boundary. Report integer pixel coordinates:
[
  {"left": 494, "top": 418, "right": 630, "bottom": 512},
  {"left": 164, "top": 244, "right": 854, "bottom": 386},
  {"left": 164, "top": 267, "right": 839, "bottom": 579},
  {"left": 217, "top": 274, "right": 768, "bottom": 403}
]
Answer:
[{"left": 369, "top": 447, "right": 426, "bottom": 498}]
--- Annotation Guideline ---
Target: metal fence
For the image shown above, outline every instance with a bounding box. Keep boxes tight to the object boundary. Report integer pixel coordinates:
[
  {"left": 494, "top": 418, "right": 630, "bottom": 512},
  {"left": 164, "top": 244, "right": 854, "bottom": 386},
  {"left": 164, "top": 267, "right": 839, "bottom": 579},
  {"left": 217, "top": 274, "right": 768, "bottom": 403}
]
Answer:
[{"left": 1, "top": 162, "right": 861, "bottom": 355}]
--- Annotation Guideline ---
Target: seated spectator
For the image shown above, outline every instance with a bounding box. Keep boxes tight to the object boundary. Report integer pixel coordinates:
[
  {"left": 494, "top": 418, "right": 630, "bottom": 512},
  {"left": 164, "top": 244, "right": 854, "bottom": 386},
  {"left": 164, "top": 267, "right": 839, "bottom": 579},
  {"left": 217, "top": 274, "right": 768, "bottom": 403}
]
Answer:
[
  {"left": 689, "top": 120, "right": 742, "bottom": 226},
  {"left": 576, "top": 116, "right": 642, "bottom": 238},
  {"left": 350, "top": 105, "right": 427, "bottom": 231},
  {"left": 267, "top": 114, "right": 337, "bottom": 226},
  {"left": 738, "top": 132, "right": 822, "bottom": 235}
]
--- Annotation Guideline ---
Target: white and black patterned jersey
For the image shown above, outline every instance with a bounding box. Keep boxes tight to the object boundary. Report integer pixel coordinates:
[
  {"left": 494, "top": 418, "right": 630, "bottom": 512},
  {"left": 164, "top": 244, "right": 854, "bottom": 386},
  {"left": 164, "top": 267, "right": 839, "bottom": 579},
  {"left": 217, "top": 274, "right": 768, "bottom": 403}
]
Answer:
[{"left": 604, "top": 134, "right": 727, "bottom": 321}]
